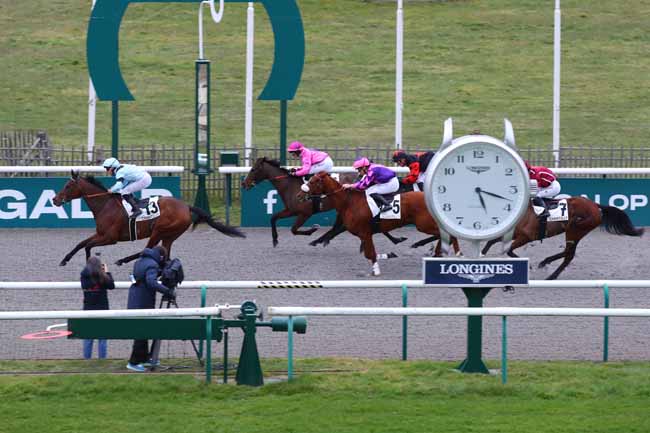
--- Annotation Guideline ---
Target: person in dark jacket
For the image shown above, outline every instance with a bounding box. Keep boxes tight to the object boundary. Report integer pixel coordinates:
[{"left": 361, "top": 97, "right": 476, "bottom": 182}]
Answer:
[
  {"left": 80, "top": 256, "right": 115, "bottom": 359},
  {"left": 126, "top": 246, "right": 175, "bottom": 372}
]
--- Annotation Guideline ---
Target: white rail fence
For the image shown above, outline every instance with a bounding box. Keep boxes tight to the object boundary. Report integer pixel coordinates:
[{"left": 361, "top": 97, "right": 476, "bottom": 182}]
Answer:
[{"left": 266, "top": 306, "right": 650, "bottom": 383}]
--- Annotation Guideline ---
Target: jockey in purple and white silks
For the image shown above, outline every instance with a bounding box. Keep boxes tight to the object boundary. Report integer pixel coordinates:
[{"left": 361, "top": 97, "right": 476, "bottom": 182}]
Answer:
[
  {"left": 287, "top": 141, "right": 334, "bottom": 176},
  {"left": 343, "top": 157, "right": 399, "bottom": 212},
  {"left": 102, "top": 157, "right": 152, "bottom": 219}
]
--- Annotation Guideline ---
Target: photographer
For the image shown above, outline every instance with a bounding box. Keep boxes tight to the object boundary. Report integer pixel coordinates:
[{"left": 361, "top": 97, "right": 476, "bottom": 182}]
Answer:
[
  {"left": 80, "top": 255, "right": 115, "bottom": 359},
  {"left": 126, "top": 245, "right": 175, "bottom": 372}
]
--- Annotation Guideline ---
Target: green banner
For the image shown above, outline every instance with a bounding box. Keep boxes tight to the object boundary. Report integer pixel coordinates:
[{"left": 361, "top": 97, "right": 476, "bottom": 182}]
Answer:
[
  {"left": 241, "top": 180, "right": 336, "bottom": 227},
  {"left": 0, "top": 176, "right": 180, "bottom": 228},
  {"left": 241, "top": 177, "right": 650, "bottom": 227}
]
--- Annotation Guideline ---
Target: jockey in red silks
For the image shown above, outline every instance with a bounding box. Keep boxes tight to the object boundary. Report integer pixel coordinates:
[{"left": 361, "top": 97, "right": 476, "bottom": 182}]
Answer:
[
  {"left": 343, "top": 157, "right": 399, "bottom": 212},
  {"left": 525, "top": 160, "right": 561, "bottom": 212},
  {"left": 392, "top": 150, "right": 435, "bottom": 191},
  {"left": 287, "top": 141, "right": 334, "bottom": 176}
]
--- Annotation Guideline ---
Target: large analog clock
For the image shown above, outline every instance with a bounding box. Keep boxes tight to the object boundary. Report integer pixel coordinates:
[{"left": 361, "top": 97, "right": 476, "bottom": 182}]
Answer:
[{"left": 424, "top": 119, "right": 530, "bottom": 242}]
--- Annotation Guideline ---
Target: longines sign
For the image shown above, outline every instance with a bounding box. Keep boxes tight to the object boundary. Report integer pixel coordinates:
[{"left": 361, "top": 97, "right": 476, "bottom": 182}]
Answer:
[{"left": 423, "top": 258, "right": 529, "bottom": 287}]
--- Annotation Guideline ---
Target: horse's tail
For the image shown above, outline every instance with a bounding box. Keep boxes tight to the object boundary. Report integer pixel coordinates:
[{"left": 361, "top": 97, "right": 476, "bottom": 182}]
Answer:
[
  {"left": 189, "top": 206, "right": 246, "bottom": 238},
  {"left": 598, "top": 204, "right": 644, "bottom": 237}
]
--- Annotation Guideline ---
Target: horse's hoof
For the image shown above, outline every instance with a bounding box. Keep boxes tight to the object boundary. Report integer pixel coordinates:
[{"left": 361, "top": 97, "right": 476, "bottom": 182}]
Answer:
[
  {"left": 115, "top": 260, "right": 123, "bottom": 266},
  {"left": 538, "top": 262, "right": 547, "bottom": 269},
  {"left": 308, "top": 240, "right": 319, "bottom": 247},
  {"left": 272, "top": 239, "right": 278, "bottom": 248},
  {"left": 59, "top": 260, "right": 67, "bottom": 267}
]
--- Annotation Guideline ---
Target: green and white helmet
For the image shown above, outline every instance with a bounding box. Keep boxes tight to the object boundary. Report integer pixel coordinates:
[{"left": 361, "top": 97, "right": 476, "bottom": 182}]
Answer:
[{"left": 102, "top": 157, "right": 120, "bottom": 170}]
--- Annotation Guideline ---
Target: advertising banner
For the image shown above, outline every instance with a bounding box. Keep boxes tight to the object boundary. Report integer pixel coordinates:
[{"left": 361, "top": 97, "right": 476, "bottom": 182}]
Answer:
[
  {"left": 423, "top": 258, "right": 529, "bottom": 287},
  {"left": 241, "top": 177, "right": 650, "bottom": 227},
  {"left": 0, "top": 176, "right": 180, "bottom": 228}
]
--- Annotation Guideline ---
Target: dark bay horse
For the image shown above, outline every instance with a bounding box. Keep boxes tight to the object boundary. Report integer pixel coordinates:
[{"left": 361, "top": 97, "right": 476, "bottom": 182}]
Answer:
[
  {"left": 480, "top": 197, "right": 644, "bottom": 279},
  {"left": 298, "top": 172, "right": 459, "bottom": 276},
  {"left": 241, "top": 157, "right": 406, "bottom": 247},
  {"left": 52, "top": 171, "right": 245, "bottom": 266}
]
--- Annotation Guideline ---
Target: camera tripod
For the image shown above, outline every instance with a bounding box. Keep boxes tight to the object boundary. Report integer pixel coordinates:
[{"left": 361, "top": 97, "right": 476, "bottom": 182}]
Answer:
[{"left": 148, "top": 293, "right": 203, "bottom": 370}]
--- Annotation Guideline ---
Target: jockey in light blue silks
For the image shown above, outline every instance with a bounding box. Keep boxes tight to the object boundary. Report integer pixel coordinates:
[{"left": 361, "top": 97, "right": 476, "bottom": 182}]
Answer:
[{"left": 102, "top": 158, "right": 152, "bottom": 219}]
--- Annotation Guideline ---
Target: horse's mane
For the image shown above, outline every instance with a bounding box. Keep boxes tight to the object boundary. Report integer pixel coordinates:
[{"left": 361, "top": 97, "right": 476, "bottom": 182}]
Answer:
[
  {"left": 261, "top": 157, "right": 289, "bottom": 173},
  {"left": 83, "top": 175, "right": 108, "bottom": 192}
]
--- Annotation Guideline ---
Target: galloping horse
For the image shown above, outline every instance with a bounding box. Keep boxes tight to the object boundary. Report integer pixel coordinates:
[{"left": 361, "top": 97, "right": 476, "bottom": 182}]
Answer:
[
  {"left": 241, "top": 157, "right": 407, "bottom": 247},
  {"left": 480, "top": 197, "right": 644, "bottom": 279},
  {"left": 53, "top": 171, "right": 245, "bottom": 266},
  {"left": 298, "top": 172, "right": 459, "bottom": 276}
]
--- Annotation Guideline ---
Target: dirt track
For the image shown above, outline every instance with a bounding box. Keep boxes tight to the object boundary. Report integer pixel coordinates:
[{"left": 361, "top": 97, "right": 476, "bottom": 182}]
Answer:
[{"left": 1, "top": 226, "right": 650, "bottom": 362}]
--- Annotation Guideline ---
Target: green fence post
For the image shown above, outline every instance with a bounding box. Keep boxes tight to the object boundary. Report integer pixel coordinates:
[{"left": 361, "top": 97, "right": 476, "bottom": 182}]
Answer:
[
  {"left": 603, "top": 284, "right": 609, "bottom": 362},
  {"left": 205, "top": 315, "right": 212, "bottom": 384},
  {"left": 401, "top": 284, "right": 408, "bottom": 361},
  {"left": 501, "top": 316, "right": 508, "bottom": 384},
  {"left": 223, "top": 328, "right": 229, "bottom": 384},
  {"left": 287, "top": 315, "right": 294, "bottom": 380}
]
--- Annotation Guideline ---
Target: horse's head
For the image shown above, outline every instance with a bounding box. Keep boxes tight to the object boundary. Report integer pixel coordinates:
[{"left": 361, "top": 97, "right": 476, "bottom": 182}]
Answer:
[
  {"left": 297, "top": 172, "right": 339, "bottom": 201},
  {"left": 53, "top": 170, "right": 83, "bottom": 206},
  {"left": 241, "top": 157, "right": 286, "bottom": 190}
]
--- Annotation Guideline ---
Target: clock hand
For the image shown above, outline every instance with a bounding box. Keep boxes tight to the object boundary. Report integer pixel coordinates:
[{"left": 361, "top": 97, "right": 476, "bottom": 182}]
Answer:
[
  {"left": 479, "top": 189, "right": 513, "bottom": 201},
  {"left": 474, "top": 187, "right": 488, "bottom": 213}
]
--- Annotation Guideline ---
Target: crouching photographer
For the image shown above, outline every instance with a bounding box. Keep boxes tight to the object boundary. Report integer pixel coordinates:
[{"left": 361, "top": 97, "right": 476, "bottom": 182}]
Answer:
[{"left": 126, "top": 245, "right": 177, "bottom": 372}]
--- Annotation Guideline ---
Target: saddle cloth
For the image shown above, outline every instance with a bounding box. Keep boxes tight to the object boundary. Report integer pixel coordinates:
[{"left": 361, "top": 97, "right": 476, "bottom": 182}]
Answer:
[
  {"left": 533, "top": 198, "right": 569, "bottom": 222},
  {"left": 366, "top": 194, "right": 402, "bottom": 219},
  {"left": 122, "top": 196, "right": 161, "bottom": 222}
]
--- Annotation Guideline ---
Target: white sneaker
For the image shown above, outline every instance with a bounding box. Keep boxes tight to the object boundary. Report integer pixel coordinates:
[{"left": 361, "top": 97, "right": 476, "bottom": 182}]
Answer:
[{"left": 126, "top": 363, "right": 146, "bottom": 372}]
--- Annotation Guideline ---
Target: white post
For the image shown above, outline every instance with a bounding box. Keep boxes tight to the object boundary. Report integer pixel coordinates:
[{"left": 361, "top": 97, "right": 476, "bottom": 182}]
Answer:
[
  {"left": 395, "top": 0, "right": 404, "bottom": 150},
  {"left": 198, "top": 2, "right": 205, "bottom": 59},
  {"left": 87, "top": 0, "right": 97, "bottom": 162},
  {"left": 552, "top": 0, "right": 561, "bottom": 167},
  {"left": 244, "top": 2, "right": 255, "bottom": 167}
]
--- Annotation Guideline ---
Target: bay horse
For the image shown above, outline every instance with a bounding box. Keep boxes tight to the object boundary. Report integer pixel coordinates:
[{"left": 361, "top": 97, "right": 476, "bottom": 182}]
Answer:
[
  {"left": 298, "top": 172, "right": 459, "bottom": 276},
  {"left": 479, "top": 197, "right": 644, "bottom": 279},
  {"left": 241, "top": 157, "right": 407, "bottom": 247},
  {"left": 52, "top": 171, "right": 245, "bottom": 266}
]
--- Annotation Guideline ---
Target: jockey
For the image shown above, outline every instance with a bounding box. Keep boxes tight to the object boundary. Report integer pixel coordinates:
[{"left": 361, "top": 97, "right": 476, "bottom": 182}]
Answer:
[
  {"left": 392, "top": 150, "right": 435, "bottom": 190},
  {"left": 102, "top": 157, "right": 152, "bottom": 220},
  {"left": 287, "top": 141, "right": 334, "bottom": 177},
  {"left": 525, "top": 160, "right": 561, "bottom": 212},
  {"left": 343, "top": 157, "right": 399, "bottom": 212}
]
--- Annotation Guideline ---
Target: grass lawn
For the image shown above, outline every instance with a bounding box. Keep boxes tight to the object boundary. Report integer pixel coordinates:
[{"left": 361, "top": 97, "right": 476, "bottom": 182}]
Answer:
[
  {"left": 2, "top": 0, "right": 650, "bottom": 152},
  {"left": 1, "top": 358, "right": 650, "bottom": 433}
]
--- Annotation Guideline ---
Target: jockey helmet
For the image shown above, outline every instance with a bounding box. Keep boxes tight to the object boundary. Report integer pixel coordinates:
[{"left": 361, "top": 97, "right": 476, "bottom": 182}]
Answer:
[
  {"left": 288, "top": 141, "right": 304, "bottom": 153},
  {"left": 103, "top": 157, "right": 120, "bottom": 170},
  {"left": 392, "top": 150, "right": 407, "bottom": 162},
  {"left": 353, "top": 157, "right": 371, "bottom": 170}
]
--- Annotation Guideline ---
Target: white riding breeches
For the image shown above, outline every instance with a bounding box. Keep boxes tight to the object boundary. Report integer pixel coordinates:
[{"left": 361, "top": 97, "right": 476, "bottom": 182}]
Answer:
[
  {"left": 537, "top": 180, "right": 561, "bottom": 199},
  {"left": 309, "top": 157, "right": 334, "bottom": 174},
  {"left": 365, "top": 177, "right": 400, "bottom": 197},
  {"left": 119, "top": 173, "right": 152, "bottom": 195}
]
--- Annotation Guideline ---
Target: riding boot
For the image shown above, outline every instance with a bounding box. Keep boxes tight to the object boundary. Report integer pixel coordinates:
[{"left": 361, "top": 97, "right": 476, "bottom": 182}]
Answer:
[
  {"left": 370, "top": 193, "right": 392, "bottom": 212},
  {"left": 532, "top": 196, "right": 548, "bottom": 217},
  {"left": 124, "top": 194, "right": 141, "bottom": 219}
]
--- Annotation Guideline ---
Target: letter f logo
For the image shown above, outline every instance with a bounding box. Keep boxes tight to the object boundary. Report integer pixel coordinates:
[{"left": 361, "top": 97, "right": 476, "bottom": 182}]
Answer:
[{"left": 264, "top": 190, "right": 278, "bottom": 214}]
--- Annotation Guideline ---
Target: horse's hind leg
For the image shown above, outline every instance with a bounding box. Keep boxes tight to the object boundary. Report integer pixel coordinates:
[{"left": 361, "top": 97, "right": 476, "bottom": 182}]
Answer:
[
  {"left": 481, "top": 238, "right": 501, "bottom": 255},
  {"left": 411, "top": 236, "right": 437, "bottom": 249},
  {"left": 310, "top": 220, "right": 346, "bottom": 247},
  {"left": 115, "top": 234, "right": 163, "bottom": 266},
  {"left": 544, "top": 240, "right": 579, "bottom": 280},
  {"left": 384, "top": 232, "right": 407, "bottom": 245}
]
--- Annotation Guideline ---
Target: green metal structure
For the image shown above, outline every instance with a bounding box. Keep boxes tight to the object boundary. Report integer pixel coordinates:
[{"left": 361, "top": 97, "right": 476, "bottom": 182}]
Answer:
[{"left": 68, "top": 301, "right": 306, "bottom": 385}]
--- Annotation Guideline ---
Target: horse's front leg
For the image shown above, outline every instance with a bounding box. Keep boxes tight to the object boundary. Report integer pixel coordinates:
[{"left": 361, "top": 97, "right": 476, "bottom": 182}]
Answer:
[
  {"left": 84, "top": 236, "right": 118, "bottom": 261},
  {"left": 360, "top": 233, "right": 380, "bottom": 276},
  {"left": 481, "top": 238, "right": 501, "bottom": 256},
  {"left": 410, "top": 235, "right": 437, "bottom": 249},
  {"left": 545, "top": 240, "right": 579, "bottom": 280},
  {"left": 290, "top": 213, "right": 319, "bottom": 236},
  {"left": 60, "top": 235, "right": 100, "bottom": 266},
  {"left": 270, "top": 208, "right": 295, "bottom": 247},
  {"left": 383, "top": 232, "right": 407, "bottom": 245}
]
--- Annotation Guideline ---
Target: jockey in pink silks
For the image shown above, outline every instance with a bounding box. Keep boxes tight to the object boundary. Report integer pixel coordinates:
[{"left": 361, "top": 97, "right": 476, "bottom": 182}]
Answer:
[{"left": 287, "top": 141, "right": 334, "bottom": 176}]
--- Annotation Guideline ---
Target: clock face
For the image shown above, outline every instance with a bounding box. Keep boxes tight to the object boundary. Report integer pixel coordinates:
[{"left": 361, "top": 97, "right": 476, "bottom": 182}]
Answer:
[{"left": 427, "top": 138, "right": 529, "bottom": 240}]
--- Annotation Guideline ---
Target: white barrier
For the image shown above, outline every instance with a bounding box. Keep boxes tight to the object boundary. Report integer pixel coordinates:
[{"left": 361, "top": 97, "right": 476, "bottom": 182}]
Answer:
[
  {"left": 0, "top": 166, "right": 185, "bottom": 174},
  {"left": 0, "top": 306, "right": 228, "bottom": 320},
  {"left": 219, "top": 166, "right": 650, "bottom": 176},
  {"left": 2, "top": 279, "right": 650, "bottom": 290},
  {"left": 267, "top": 306, "right": 650, "bottom": 318}
]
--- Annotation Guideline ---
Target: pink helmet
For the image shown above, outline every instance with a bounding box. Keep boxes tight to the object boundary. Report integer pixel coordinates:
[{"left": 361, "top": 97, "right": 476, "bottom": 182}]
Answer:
[
  {"left": 288, "top": 141, "right": 304, "bottom": 152},
  {"left": 353, "top": 157, "right": 371, "bottom": 169}
]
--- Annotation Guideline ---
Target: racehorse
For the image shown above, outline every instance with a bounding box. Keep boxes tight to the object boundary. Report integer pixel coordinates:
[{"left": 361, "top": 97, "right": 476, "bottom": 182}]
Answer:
[
  {"left": 298, "top": 172, "right": 459, "bottom": 276},
  {"left": 53, "top": 171, "right": 245, "bottom": 266},
  {"left": 479, "top": 197, "right": 644, "bottom": 279},
  {"left": 241, "top": 157, "right": 407, "bottom": 247}
]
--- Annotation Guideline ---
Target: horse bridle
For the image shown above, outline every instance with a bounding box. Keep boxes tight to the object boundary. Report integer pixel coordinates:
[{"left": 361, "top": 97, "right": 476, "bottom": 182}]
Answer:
[{"left": 58, "top": 178, "right": 113, "bottom": 204}]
